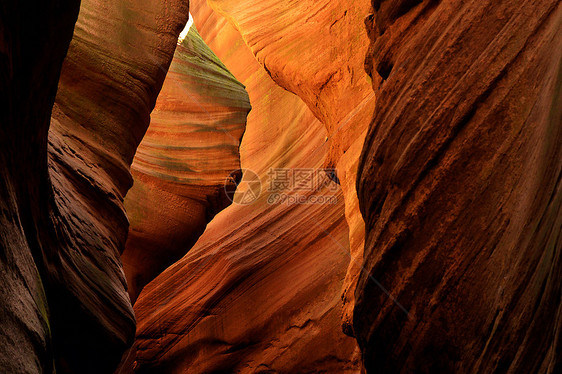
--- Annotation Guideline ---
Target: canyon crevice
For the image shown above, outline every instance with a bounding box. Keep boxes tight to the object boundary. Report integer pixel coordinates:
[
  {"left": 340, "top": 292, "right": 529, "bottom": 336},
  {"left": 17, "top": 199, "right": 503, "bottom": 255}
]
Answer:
[
  {"left": 1, "top": 0, "right": 561, "bottom": 373},
  {"left": 121, "top": 20, "right": 251, "bottom": 304},
  {"left": 121, "top": 0, "right": 367, "bottom": 371}
]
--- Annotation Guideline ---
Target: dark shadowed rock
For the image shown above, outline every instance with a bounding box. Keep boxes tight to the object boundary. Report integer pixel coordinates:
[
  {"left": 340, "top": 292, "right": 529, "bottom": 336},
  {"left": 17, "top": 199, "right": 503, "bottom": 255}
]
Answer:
[
  {"left": 47, "top": 0, "right": 189, "bottom": 371},
  {"left": 0, "top": 1, "right": 80, "bottom": 372},
  {"left": 357, "top": 0, "right": 562, "bottom": 372}
]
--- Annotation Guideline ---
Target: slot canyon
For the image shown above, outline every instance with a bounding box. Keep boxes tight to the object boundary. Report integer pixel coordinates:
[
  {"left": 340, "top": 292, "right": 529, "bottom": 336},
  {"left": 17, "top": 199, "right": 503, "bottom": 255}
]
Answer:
[{"left": 1, "top": 0, "right": 561, "bottom": 373}]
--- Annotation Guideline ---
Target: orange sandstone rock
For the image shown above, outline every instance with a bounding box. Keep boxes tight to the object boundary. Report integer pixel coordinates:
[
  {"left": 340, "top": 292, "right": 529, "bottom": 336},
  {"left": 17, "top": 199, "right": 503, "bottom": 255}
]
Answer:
[
  {"left": 123, "top": 2, "right": 361, "bottom": 372},
  {"left": 47, "top": 0, "right": 188, "bottom": 371},
  {"left": 121, "top": 24, "right": 250, "bottom": 303},
  {"left": 204, "top": 0, "right": 376, "bottom": 338},
  {"left": 356, "top": 0, "right": 562, "bottom": 372}
]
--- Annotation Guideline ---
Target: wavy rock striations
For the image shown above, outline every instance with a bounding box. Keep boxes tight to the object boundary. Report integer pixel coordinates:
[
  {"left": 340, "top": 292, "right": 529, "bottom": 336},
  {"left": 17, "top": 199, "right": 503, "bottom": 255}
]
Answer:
[
  {"left": 204, "top": 0, "right": 377, "bottom": 339},
  {"left": 46, "top": 0, "right": 188, "bottom": 372},
  {"left": 4, "top": 0, "right": 560, "bottom": 372},
  {"left": 123, "top": 1, "right": 362, "bottom": 372},
  {"left": 121, "top": 23, "right": 251, "bottom": 303},
  {"left": 206, "top": 0, "right": 373, "bottom": 156},
  {"left": 356, "top": 0, "right": 562, "bottom": 372}
]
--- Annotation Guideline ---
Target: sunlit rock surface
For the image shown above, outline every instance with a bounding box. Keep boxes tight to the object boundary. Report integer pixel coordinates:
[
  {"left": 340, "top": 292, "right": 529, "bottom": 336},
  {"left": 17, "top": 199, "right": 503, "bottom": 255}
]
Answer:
[
  {"left": 356, "top": 0, "right": 562, "bottom": 372},
  {"left": 122, "top": 1, "right": 362, "bottom": 372},
  {"left": 206, "top": 0, "right": 373, "bottom": 155},
  {"left": 203, "top": 0, "right": 377, "bottom": 338}
]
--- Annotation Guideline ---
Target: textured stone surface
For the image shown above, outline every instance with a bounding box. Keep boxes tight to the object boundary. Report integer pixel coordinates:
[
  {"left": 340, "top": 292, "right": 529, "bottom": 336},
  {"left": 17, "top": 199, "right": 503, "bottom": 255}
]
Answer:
[
  {"left": 356, "top": 0, "right": 562, "bottom": 372},
  {"left": 205, "top": 0, "right": 376, "bottom": 338},
  {"left": 121, "top": 24, "right": 250, "bottom": 303},
  {"left": 46, "top": 0, "right": 188, "bottom": 372},
  {"left": 338, "top": 136, "right": 368, "bottom": 337},
  {"left": 5, "top": 0, "right": 560, "bottom": 372},
  {"left": 121, "top": 2, "right": 361, "bottom": 372},
  {"left": 207, "top": 0, "right": 375, "bottom": 166},
  {"left": 0, "top": 1, "right": 80, "bottom": 372}
]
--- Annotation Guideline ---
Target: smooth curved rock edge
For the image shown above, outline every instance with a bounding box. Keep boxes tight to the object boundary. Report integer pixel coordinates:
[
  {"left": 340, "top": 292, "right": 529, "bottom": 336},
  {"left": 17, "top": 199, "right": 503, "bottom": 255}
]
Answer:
[
  {"left": 122, "top": 0, "right": 363, "bottom": 372},
  {"left": 200, "top": 0, "right": 376, "bottom": 339},
  {"left": 122, "top": 22, "right": 250, "bottom": 303},
  {"left": 2, "top": 0, "right": 189, "bottom": 372},
  {"left": 356, "top": 0, "right": 562, "bottom": 372}
]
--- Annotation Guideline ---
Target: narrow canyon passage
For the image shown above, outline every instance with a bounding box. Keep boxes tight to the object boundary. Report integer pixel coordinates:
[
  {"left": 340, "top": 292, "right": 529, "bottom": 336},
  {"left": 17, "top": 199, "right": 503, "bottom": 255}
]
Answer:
[
  {"left": 120, "top": 15, "right": 251, "bottom": 304},
  {"left": 1, "top": 0, "right": 562, "bottom": 373},
  {"left": 120, "top": 3, "right": 365, "bottom": 372}
]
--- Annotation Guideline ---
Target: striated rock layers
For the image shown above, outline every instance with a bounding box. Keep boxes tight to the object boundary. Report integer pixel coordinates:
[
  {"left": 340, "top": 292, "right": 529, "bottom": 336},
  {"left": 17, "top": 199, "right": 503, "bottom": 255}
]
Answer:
[
  {"left": 2, "top": 0, "right": 189, "bottom": 372},
  {"left": 356, "top": 0, "right": 562, "bottom": 372},
  {"left": 201, "top": 0, "right": 378, "bottom": 337},
  {"left": 124, "top": 1, "right": 362, "bottom": 372},
  {"left": 121, "top": 23, "right": 250, "bottom": 303},
  {"left": 3, "top": 0, "right": 561, "bottom": 372},
  {"left": 47, "top": 1, "right": 189, "bottom": 371}
]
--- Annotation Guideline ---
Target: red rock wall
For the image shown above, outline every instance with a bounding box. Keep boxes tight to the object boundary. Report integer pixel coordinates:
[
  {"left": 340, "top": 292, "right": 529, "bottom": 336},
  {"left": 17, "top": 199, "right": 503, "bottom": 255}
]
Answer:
[
  {"left": 356, "top": 0, "right": 562, "bottom": 372},
  {"left": 3, "top": 0, "right": 561, "bottom": 372},
  {"left": 203, "top": 0, "right": 377, "bottom": 339},
  {"left": 121, "top": 24, "right": 251, "bottom": 303},
  {"left": 122, "top": 1, "right": 363, "bottom": 372},
  {"left": 47, "top": 0, "right": 188, "bottom": 372}
]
